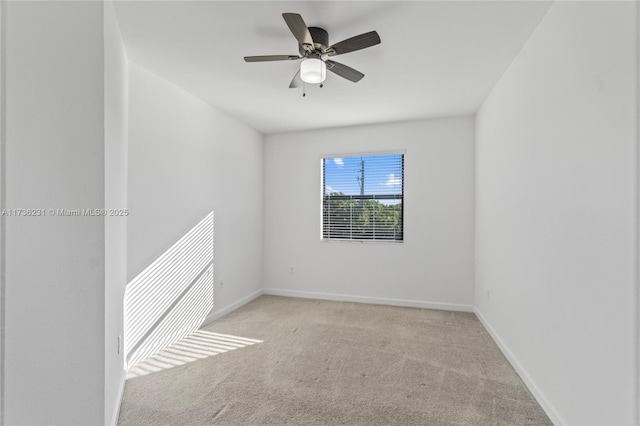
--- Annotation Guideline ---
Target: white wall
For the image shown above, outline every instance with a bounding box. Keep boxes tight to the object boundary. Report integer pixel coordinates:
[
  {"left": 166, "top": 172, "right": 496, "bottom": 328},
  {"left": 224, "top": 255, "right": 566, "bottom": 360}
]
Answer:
[
  {"left": 0, "top": 1, "right": 5, "bottom": 421},
  {"left": 475, "top": 2, "right": 638, "bottom": 425},
  {"left": 263, "top": 118, "right": 475, "bottom": 310},
  {"left": 104, "top": 2, "right": 128, "bottom": 424},
  {"left": 2, "top": 2, "right": 106, "bottom": 424},
  {"left": 127, "top": 63, "right": 263, "bottom": 322}
]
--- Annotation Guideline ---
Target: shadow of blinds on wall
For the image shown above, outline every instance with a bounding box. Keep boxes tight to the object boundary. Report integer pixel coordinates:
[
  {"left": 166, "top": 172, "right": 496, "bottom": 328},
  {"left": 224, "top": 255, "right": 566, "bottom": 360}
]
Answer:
[{"left": 124, "top": 211, "right": 214, "bottom": 369}]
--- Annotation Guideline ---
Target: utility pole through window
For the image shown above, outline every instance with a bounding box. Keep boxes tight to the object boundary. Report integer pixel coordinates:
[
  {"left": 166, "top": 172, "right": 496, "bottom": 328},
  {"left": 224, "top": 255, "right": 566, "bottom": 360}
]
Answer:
[{"left": 358, "top": 158, "right": 364, "bottom": 196}]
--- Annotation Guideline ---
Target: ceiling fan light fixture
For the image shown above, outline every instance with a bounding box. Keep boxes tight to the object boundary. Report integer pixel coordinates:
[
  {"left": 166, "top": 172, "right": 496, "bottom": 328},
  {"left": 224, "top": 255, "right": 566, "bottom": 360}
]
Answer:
[{"left": 300, "top": 58, "right": 326, "bottom": 84}]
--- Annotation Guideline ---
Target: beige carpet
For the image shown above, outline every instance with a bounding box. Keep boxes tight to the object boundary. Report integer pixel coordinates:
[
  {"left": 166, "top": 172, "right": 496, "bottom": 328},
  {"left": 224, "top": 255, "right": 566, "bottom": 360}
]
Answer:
[{"left": 118, "top": 295, "right": 551, "bottom": 425}]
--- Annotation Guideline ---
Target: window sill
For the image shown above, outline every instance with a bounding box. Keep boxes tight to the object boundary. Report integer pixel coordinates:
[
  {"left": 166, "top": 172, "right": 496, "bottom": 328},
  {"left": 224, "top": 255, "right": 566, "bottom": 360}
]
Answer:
[{"left": 320, "top": 239, "right": 404, "bottom": 245}]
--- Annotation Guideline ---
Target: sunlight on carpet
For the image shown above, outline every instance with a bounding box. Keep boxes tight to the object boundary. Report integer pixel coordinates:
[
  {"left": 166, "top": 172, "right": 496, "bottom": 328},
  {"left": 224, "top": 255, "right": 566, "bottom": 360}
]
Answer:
[{"left": 126, "top": 330, "right": 263, "bottom": 379}]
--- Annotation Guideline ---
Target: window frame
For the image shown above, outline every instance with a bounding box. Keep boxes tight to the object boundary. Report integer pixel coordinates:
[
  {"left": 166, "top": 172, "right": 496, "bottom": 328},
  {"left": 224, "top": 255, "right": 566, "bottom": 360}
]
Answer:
[{"left": 320, "top": 150, "right": 405, "bottom": 243}]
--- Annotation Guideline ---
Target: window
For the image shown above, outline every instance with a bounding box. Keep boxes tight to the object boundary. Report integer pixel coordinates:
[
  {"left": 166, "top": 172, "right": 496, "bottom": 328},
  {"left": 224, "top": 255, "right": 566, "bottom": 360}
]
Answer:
[{"left": 322, "top": 153, "right": 404, "bottom": 242}]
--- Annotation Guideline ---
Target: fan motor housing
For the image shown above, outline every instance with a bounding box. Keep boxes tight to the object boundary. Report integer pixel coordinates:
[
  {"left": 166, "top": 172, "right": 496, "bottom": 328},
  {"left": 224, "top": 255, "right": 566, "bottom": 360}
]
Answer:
[{"left": 299, "top": 27, "right": 329, "bottom": 56}]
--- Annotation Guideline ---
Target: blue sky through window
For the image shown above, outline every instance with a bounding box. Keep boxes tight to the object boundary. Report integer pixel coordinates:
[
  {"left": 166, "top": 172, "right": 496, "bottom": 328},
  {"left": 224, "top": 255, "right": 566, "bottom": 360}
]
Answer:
[{"left": 323, "top": 154, "right": 403, "bottom": 204}]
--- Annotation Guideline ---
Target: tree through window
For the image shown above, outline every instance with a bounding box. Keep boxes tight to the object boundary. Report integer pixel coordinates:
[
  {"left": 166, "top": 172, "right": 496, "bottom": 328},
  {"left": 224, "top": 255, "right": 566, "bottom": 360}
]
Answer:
[{"left": 322, "top": 153, "right": 404, "bottom": 241}]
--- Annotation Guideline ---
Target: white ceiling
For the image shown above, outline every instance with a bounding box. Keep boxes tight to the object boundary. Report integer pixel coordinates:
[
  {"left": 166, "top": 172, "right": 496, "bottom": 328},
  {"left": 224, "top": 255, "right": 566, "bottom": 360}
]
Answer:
[{"left": 113, "top": 1, "right": 552, "bottom": 134}]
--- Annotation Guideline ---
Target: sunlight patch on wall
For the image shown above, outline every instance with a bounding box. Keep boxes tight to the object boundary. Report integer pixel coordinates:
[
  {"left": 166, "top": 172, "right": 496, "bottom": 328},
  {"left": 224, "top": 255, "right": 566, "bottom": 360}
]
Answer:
[
  {"left": 126, "top": 330, "right": 263, "bottom": 379},
  {"left": 125, "top": 212, "right": 214, "bottom": 369}
]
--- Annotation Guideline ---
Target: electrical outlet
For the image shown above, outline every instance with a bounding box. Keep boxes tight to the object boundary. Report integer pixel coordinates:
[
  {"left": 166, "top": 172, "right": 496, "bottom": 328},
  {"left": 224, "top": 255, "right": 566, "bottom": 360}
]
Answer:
[
  {"left": 117, "top": 334, "right": 122, "bottom": 354},
  {"left": 290, "top": 266, "right": 294, "bottom": 274},
  {"left": 486, "top": 290, "right": 491, "bottom": 301},
  {"left": 220, "top": 280, "right": 224, "bottom": 289}
]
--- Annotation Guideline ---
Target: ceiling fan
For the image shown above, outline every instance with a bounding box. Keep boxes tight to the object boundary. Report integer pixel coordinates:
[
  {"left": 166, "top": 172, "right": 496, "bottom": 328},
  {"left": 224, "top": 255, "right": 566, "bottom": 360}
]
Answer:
[{"left": 244, "top": 13, "right": 381, "bottom": 91}]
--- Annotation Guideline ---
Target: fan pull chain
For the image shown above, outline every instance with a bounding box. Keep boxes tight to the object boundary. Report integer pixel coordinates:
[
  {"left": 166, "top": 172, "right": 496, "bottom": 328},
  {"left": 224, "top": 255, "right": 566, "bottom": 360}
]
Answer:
[{"left": 303, "top": 82, "right": 306, "bottom": 97}]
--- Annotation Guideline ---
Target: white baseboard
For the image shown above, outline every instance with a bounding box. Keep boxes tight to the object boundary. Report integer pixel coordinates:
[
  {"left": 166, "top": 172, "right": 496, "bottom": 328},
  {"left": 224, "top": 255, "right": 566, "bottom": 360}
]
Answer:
[
  {"left": 201, "top": 289, "right": 264, "bottom": 326},
  {"left": 474, "top": 308, "right": 563, "bottom": 426},
  {"left": 262, "top": 288, "right": 473, "bottom": 312},
  {"left": 108, "top": 371, "right": 126, "bottom": 426}
]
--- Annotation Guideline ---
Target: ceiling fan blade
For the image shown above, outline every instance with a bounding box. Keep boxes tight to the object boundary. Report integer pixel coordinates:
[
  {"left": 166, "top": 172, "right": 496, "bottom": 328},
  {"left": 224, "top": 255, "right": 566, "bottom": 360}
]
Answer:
[
  {"left": 282, "top": 13, "right": 314, "bottom": 52},
  {"left": 244, "top": 55, "right": 300, "bottom": 62},
  {"left": 325, "top": 60, "right": 365, "bottom": 83},
  {"left": 328, "top": 31, "right": 381, "bottom": 56},
  {"left": 289, "top": 70, "right": 303, "bottom": 88}
]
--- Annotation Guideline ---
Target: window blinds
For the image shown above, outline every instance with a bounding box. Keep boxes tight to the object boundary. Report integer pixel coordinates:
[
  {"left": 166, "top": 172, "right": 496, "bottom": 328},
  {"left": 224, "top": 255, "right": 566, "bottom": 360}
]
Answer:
[{"left": 322, "top": 153, "right": 404, "bottom": 241}]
